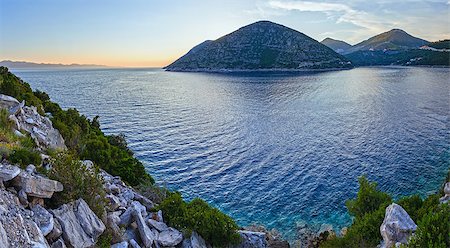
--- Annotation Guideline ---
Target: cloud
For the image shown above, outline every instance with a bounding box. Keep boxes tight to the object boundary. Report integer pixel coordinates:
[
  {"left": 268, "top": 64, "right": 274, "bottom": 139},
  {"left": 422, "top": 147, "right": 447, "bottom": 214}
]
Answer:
[{"left": 268, "top": 1, "right": 389, "bottom": 34}]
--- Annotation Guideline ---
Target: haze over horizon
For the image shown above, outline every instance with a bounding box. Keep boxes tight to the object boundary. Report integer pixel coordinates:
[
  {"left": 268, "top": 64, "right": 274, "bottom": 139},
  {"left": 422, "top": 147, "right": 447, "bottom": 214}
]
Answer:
[{"left": 1, "top": 0, "right": 449, "bottom": 67}]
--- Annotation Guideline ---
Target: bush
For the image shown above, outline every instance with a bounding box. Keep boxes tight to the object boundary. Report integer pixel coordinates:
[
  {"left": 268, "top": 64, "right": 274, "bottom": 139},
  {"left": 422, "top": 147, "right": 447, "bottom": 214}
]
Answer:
[
  {"left": 406, "top": 204, "right": 450, "bottom": 248},
  {"left": 322, "top": 176, "right": 392, "bottom": 248},
  {"left": 346, "top": 176, "right": 392, "bottom": 219},
  {"left": 47, "top": 152, "right": 106, "bottom": 217},
  {"left": 397, "top": 195, "right": 423, "bottom": 223},
  {"left": 0, "top": 66, "right": 153, "bottom": 187},
  {"left": 158, "top": 192, "right": 241, "bottom": 247},
  {"left": 9, "top": 147, "right": 42, "bottom": 168}
]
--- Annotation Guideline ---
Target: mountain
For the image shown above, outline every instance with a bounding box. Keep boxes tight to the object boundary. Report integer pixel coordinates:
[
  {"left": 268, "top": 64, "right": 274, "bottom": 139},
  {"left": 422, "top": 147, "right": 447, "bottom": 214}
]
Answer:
[
  {"left": 347, "top": 29, "right": 428, "bottom": 54},
  {"left": 0, "top": 60, "right": 108, "bottom": 69},
  {"left": 165, "top": 21, "right": 352, "bottom": 71},
  {"left": 321, "top": 38, "right": 352, "bottom": 54},
  {"left": 345, "top": 49, "right": 450, "bottom": 66}
]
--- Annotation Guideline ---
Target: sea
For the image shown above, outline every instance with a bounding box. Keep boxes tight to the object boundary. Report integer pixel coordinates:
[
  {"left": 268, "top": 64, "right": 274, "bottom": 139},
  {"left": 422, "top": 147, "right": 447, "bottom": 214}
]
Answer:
[{"left": 11, "top": 66, "right": 450, "bottom": 241}]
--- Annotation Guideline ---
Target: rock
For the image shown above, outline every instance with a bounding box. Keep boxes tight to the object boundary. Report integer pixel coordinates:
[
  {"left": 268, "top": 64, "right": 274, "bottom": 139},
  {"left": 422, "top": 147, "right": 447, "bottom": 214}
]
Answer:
[
  {"left": 50, "top": 238, "right": 67, "bottom": 248},
  {"left": 30, "top": 196, "right": 45, "bottom": 207},
  {"left": 234, "top": 230, "right": 267, "bottom": 248},
  {"left": 190, "top": 231, "right": 207, "bottom": 248},
  {"left": 12, "top": 171, "right": 63, "bottom": 198},
  {"left": 340, "top": 227, "right": 348, "bottom": 236},
  {"left": 153, "top": 210, "right": 163, "bottom": 222},
  {"left": 134, "top": 192, "right": 154, "bottom": 211},
  {"left": 0, "top": 222, "right": 9, "bottom": 248},
  {"left": 24, "top": 216, "right": 50, "bottom": 248},
  {"left": 444, "top": 182, "right": 450, "bottom": 195},
  {"left": 0, "top": 162, "right": 21, "bottom": 181},
  {"left": 107, "top": 212, "right": 124, "bottom": 243},
  {"left": 106, "top": 194, "right": 121, "bottom": 211},
  {"left": 18, "top": 188, "right": 29, "bottom": 205},
  {"left": 119, "top": 206, "right": 134, "bottom": 227},
  {"left": 147, "top": 218, "right": 168, "bottom": 232},
  {"left": 132, "top": 206, "right": 156, "bottom": 248},
  {"left": 0, "top": 94, "right": 20, "bottom": 110},
  {"left": 380, "top": 203, "right": 417, "bottom": 248},
  {"left": 46, "top": 218, "right": 63, "bottom": 242},
  {"left": 440, "top": 182, "right": 450, "bottom": 204},
  {"left": 32, "top": 204, "right": 54, "bottom": 236},
  {"left": 106, "top": 183, "right": 121, "bottom": 195},
  {"left": 111, "top": 241, "right": 129, "bottom": 248},
  {"left": 51, "top": 198, "right": 105, "bottom": 248},
  {"left": 14, "top": 129, "right": 25, "bottom": 137},
  {"left": 26, "top": 164, "right": 36, "bottom": 174},
  {"left": 130, "top": 239, "right": 142, "bottom": 248},
  {"left": 9, "top": 103, "right": 67, "bottom": 150},
  {"left": 81, "top": 160, "right": 94, "bottom": 170},
  {"left": 157, "top": 227, "right": 183, "bottom": 246}
]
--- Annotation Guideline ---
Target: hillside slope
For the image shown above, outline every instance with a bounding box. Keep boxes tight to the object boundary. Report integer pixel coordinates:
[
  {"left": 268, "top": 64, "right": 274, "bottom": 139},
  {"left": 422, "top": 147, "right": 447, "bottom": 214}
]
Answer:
[{"left": 165, "top": 21, "right": 352, "bottom": 71}]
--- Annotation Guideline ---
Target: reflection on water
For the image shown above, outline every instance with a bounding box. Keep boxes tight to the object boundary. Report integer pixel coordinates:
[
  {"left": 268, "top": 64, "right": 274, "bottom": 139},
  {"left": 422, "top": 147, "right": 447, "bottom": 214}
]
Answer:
[{"left": 13, "top": 66, "right": 450, "bottom": 240}]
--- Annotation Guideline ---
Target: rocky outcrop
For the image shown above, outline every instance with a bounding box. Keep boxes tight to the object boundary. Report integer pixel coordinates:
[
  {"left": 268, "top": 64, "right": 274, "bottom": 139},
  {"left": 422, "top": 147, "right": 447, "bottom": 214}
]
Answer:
[
  {"left": 11, "top": 170, "right": 63, "bottom": 198},
  {"left": 51, "top": 199, "right": 105, "bottom": 248},
  {"left": 0, "top": 94, "right": 66, "bottom": 150},
  {"left": 0, "top": 162, "right": 21, "bottom": 181},
  {"left": 380, "top": 203, "right": 417, "bottom": 248},
  {"left": 439, "top": 182, "right": 450, "bottom": 204},
  {"left": 234, "top": 230, "right": 267, "bottom": 248}
]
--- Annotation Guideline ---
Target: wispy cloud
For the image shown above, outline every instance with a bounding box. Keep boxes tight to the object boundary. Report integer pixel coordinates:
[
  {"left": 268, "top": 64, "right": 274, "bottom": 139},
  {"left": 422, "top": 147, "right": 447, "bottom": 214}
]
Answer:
[{"left": 268, "top": 0, "right": 389, "bottom": 35}]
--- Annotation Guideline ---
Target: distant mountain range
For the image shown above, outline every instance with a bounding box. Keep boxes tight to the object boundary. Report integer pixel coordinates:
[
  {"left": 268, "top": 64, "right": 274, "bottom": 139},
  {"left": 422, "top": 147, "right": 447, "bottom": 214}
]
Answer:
[
  {"left": 320, "top": 38, "right": 352, "bottom": 54},
  {"left": 167, "top": 22, "right": 448, "bottom": 71},
  {"left": 165, "top": 21, "right": 352, "bottom": 71},
  {"left": 0, "top": 60, "right": 108, "bottom": 69}
]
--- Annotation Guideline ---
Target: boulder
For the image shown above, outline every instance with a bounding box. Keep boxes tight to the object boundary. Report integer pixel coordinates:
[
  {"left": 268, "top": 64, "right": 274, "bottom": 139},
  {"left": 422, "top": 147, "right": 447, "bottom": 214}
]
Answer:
[
  {"left": 107, "top": 212, "right": 124, "bottom": 243},
  {"left": 190, "top": 231, "right": 207, "bottom": 248},
  {"left": 111, "top": 241, "right": 129, "bottom": 248},
  {"left": 106, "top": 194, "right": 121, "bottom": 211},
  {"left": 380, "top": 203, "right": 417, "bottom": 248},
  {"left": 51, "top": 198, "right": 105, "bottom": 248},
  {"left": 32, "top": 204, "right": 54, "bottom": 236},
  {"left": 0, "top": 162, "right": 21, "bottom": 181},
  {"left": 157, "top": 227, "right": 183, "bottom": 246},
  {"left": 129, "top": 239, "right": 142, "bottom": 248},
  {"left": 0, "top": 94, "right": 20, "bottom": 111},
  {"left": 50, "top": 238, "right": 67, "bottom": 248},
  {"left": 12, "top": 171, "right": 63, "bottom": 198},
  {"left": 234, "top": 230, "right": 267, "bottom": 248},
  {"left": 46, "top": 218, "right": 63, "bottom": 242},
  {"left": 147, "top": 218, "right": 168, "bottom": 232},
  {"left": 439, "top": 182, "right": 450, "bottom": 204},
  {"left": 0, "top": 222, "right": 9, "bottom": 248},
  {"left": 132, "top": 206, "right": 156, "bottom": 248},
  {"left": 18, "top": 189, "right": 29, "bottom": 205}
]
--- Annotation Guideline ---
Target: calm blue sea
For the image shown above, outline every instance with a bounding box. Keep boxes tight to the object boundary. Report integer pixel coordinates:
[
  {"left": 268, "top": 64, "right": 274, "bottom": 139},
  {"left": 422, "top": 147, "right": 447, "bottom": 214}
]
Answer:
[{"left": 12, "top": 67, "right": 450, "bottom": 241}]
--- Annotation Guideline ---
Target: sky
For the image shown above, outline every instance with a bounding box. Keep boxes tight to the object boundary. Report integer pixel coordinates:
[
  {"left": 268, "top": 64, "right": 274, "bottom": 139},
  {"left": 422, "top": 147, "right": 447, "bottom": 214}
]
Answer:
[{"left": 0, "top": 0, "right": 449, "bottom": 67}]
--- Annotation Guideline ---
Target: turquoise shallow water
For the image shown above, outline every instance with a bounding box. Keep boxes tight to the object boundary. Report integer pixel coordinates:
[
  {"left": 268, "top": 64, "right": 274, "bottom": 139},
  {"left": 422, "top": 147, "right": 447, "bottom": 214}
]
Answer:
[{"left": 12, "top": 67, "right": 450, "bottom": 240}]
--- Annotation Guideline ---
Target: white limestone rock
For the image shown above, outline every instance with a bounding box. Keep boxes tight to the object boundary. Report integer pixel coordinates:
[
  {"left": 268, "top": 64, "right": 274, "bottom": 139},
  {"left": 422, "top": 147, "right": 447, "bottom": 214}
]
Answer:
[{"left": 380, "top": 203, "right": 417, "bottom": 248}]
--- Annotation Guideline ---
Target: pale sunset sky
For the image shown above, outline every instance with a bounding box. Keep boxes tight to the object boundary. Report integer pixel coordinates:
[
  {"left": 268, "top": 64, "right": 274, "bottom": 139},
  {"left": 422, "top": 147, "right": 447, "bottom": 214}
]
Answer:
[{"left": 0, "top": 0, "right": 449, "bottom": 67}]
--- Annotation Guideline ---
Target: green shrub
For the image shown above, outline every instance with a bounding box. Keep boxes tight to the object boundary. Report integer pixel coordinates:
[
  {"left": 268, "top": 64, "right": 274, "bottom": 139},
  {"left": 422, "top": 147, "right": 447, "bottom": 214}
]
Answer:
[
  {"left": 322, "top": 176, "right": 392, "bottom": 248},
  {"left": 158, "top": 192, "right": 241, "bottom": 247},
  {"left": 0, "top": 108, "right": 12, "bottom": 130},
  {"left": 47, "top": 152, "right": 106, "bottom": 217},
  {"left": 397, "top": 195, "right": 423, "bottom": 223},
  {"left": 0, "top": 66, "right": 153, "bottom": 187},
  {"left": 406, "top": 204, "right": 450, "bottom": 248},
  {"left": 136, "top": 181, "right": 170, "bottom": 204},
  {"left": 9, "top": 148, "right": 42, "bottom": 168},
  {"left": 346, "top": 176, "right": 392, "bottom": 219}
]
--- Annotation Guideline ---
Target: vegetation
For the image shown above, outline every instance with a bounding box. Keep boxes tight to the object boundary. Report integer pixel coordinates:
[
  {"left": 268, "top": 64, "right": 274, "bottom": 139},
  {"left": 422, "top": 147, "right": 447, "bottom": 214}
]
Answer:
[
  {"left": 321, "top": 175, "right": 449, "bottom": 248},
  {"left": 427, "top": 40, "right": 450, "bottom": 50},
  {"left": 47, "top": 152, "right": 106, "bottom": 218},
  {"left": 9, "top": 147, "right": 42, "bottom": 168},
  {"left": 345, "top": 49, "right": 450, "bottom": 66},
  {"left": 1, "top": 66, "right": 242, "bottom": 247},
  {"left": 0, "top": 66, "right": 152, "bottom": 186},
  {"left": 157, "top": 192, "right": 241, "bottom": 247}
]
